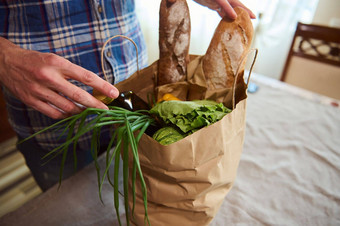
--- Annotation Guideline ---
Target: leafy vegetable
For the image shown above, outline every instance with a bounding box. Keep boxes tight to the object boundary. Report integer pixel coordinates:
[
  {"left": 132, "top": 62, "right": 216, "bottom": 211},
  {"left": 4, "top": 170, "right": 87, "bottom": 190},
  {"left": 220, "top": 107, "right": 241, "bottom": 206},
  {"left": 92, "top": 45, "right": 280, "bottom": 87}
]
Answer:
[
  {"left": 20, "top": 106, "right": 155, "bottom": 226},
  {"left": 152, "top": 126, "right": 185, "bottom": 145},
  {"left": 150, "top": 100, "right": 231, "bottom": 134}
]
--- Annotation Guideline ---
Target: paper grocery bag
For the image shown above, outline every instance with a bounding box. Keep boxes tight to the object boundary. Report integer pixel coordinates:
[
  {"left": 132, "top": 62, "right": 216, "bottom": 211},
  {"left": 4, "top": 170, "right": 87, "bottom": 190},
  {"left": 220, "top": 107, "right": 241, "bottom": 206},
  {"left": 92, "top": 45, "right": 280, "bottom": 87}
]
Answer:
[{"left": 115, "top": 55, "right": 247, "bottom": 226}]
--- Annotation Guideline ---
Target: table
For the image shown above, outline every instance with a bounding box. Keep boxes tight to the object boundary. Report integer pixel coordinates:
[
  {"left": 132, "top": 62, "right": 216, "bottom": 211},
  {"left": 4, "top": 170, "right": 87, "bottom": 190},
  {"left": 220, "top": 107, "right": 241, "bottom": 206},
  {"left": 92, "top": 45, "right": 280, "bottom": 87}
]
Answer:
[{"left": 1, "top": 74, "right": 340, "bottom": 226}]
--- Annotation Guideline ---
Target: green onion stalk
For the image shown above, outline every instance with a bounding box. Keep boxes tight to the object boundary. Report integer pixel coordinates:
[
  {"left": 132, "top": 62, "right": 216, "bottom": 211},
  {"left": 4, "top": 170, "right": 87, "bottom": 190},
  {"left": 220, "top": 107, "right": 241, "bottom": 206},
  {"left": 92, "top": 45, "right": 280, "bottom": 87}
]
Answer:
[{"left": 20, "top": 106, "right": 155, "bottom": 225}]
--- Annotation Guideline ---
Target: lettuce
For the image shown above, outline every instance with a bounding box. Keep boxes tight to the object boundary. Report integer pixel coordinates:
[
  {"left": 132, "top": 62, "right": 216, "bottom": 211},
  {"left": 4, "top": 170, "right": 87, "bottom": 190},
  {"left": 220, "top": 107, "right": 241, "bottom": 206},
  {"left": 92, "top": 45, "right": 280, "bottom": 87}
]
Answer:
[{"left": 150, "top": 100, "right": 231, "bottom": 134}]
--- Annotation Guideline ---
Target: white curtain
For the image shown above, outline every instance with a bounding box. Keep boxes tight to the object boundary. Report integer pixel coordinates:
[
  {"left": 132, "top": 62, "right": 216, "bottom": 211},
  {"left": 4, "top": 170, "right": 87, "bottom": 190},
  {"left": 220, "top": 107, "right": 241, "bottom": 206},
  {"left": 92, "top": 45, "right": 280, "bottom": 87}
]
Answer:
[
  {"left": 135, "top": 0, "right": 319, "bottom": 79},
  {"left": 249, "top": 0, "right": 319, "bottom": 79}
]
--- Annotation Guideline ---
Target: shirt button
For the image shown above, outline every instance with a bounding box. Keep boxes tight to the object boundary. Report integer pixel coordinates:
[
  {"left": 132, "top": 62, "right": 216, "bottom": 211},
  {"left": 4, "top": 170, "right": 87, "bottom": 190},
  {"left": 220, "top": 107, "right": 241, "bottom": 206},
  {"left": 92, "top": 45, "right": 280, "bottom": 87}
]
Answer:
[
  {"left": 106, "top": 50, "right": 112, "bottom": 57},
  {"left": 98, "top": 5, "right": 103, "bottom": 13}
]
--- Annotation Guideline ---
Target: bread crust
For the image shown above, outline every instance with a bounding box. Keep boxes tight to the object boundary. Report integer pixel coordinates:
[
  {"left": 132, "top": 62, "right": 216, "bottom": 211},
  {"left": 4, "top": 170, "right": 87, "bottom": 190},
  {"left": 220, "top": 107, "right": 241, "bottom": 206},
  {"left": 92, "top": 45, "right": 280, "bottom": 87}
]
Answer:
[
  {"left": 158, "top": 0, "right": 191, "bottom": 86},
  {"left": 203, "top": 7, "right": 253, "bottom": 89}
]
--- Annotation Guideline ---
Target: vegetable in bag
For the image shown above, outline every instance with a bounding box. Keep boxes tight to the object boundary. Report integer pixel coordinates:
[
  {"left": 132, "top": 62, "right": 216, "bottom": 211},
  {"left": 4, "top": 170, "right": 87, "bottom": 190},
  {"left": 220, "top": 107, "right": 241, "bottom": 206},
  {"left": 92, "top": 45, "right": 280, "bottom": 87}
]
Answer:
[{"left": 151, "top": 100, "right": 231, "bottom": 144}]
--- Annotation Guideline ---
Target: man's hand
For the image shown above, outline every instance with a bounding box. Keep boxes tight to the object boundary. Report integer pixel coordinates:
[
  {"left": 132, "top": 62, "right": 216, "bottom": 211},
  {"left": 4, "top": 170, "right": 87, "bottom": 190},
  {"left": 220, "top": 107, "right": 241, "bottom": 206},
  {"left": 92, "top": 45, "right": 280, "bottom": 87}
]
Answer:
[
  {"left": 193, "top": 0, "right": 256, "bottom": 19},
  {"left": 0, "top": 37, "right": 119, "bottom": 119}
]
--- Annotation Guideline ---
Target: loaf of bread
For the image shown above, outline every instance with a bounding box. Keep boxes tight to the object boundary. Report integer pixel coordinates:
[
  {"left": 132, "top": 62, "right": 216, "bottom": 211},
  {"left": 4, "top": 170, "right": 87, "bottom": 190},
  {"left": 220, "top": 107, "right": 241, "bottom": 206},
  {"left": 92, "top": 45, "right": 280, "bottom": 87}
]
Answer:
[
  {"left": 158, "top": 0, "right": 191, "bottom": 86},
  {"left": 203, "top": 7, "right": 253, "bottom": 90}
]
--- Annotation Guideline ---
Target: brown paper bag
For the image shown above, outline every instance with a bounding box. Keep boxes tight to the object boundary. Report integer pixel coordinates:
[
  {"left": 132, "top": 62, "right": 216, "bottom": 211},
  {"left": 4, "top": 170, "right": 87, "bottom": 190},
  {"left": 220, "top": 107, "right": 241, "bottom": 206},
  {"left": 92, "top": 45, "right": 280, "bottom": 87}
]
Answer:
[{"left": 115, "top": 55, "right": 248, "bottom": 226}]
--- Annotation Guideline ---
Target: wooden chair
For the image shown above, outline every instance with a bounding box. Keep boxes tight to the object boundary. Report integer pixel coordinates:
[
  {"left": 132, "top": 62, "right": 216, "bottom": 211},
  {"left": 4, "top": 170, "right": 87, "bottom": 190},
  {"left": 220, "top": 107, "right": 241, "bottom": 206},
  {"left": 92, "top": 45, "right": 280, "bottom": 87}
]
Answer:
[{"left": 280, "top": 22, "right": 340, "bottom": 99}]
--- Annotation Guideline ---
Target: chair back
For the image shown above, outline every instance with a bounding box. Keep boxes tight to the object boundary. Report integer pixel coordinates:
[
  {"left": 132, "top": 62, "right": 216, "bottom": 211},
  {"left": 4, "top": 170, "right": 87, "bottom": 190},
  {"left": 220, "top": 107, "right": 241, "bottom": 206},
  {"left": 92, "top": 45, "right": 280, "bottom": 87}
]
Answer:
[{"left": 280, "top": 22, "right": 340, "bottom": 99}]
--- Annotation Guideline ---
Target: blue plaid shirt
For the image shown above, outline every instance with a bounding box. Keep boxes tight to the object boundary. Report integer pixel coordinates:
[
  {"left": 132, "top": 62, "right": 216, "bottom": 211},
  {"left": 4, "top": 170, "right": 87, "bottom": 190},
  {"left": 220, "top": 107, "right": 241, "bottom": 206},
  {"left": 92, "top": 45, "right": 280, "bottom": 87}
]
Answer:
[{"left": 0, "top": 0, "right": 148, "bottom": 151}]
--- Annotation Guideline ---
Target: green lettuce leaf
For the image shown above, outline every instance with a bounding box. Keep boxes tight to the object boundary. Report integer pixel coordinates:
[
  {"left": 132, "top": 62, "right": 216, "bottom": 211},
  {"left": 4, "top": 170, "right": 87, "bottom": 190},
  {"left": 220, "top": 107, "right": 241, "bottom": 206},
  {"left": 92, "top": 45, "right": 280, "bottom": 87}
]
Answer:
[{"left": 150, "top": 100, "right": 231, "bottom": 134}]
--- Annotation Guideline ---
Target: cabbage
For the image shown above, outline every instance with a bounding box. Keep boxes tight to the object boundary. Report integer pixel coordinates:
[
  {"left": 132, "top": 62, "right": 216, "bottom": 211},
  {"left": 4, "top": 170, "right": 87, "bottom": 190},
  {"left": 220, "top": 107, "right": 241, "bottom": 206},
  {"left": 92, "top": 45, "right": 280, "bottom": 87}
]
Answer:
[{"left": 152, "top": 126, "right": 185, "bottom": 145}]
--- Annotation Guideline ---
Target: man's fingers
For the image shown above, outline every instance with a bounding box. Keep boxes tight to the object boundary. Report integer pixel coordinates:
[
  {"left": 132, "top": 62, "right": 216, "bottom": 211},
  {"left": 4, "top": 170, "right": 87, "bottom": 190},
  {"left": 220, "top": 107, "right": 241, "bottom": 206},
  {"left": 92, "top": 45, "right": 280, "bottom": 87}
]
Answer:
[
  {"left": 229, "top": 0, "right": 256, "bottom": 18},
  {"left": 37, "top": 88, "right": 84, "bottom": 115},
  {"left": 215, "top": 0, "right": 256, "bottom": 19},
  {"left": 54, "top": 79, "right": 109, "bottom": 110},
  {"left": 31, "top": 99, "right": 69, "bottom": 119},
  {"left": 215, "top": 0, "right": 237, "bottom": 19},
  {"left": 62, "top": 61, "right": 119, "bottom": 99}
]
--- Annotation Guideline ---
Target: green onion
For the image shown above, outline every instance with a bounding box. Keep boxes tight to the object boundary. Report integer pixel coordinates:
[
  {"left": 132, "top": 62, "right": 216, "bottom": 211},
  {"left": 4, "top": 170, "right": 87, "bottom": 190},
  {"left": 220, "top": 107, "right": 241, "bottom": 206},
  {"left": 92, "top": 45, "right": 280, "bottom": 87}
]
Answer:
[{"left": 20, "top": 106, "right": 155, "bottom": 225}]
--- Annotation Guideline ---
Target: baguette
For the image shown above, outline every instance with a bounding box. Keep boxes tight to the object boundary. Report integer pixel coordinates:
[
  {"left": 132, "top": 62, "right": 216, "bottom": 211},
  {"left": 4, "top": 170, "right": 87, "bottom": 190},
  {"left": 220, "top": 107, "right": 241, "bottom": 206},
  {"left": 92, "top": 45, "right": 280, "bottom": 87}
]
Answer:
[
  {"left": 158, "top": 0, "right": 191, "bottom": 86},
  {"left": 203, "top": 7, "right": 253, "bottom": 90}
]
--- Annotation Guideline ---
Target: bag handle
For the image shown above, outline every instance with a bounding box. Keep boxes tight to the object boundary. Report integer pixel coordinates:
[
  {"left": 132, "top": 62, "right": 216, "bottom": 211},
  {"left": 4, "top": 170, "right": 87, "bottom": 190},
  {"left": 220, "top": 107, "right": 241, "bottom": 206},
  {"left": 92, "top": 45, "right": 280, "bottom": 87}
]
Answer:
[
  {"left": 231, "top": 48, "right": 258, "bottom": 110},
  {"left": 100, "top": 35, "right": 140, "bottom": 82},
  {"left": 93, "top": 35, "right": 140, "bottom": 104}
]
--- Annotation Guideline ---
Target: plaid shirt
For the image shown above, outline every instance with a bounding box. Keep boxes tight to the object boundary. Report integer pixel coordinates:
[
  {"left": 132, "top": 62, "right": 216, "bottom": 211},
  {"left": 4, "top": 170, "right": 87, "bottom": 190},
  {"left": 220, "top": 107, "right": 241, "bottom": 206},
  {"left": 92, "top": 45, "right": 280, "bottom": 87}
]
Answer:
[{"left": 0, "top": 0, "right": 148, "bottom": 151}]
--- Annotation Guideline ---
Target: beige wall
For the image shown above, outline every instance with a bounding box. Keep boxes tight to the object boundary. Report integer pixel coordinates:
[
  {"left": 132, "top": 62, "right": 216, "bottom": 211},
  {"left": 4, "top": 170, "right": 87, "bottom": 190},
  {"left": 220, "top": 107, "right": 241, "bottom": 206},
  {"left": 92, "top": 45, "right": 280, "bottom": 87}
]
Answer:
[{"left": 313, "top": 0, "right": 340, "bottom": 27}]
